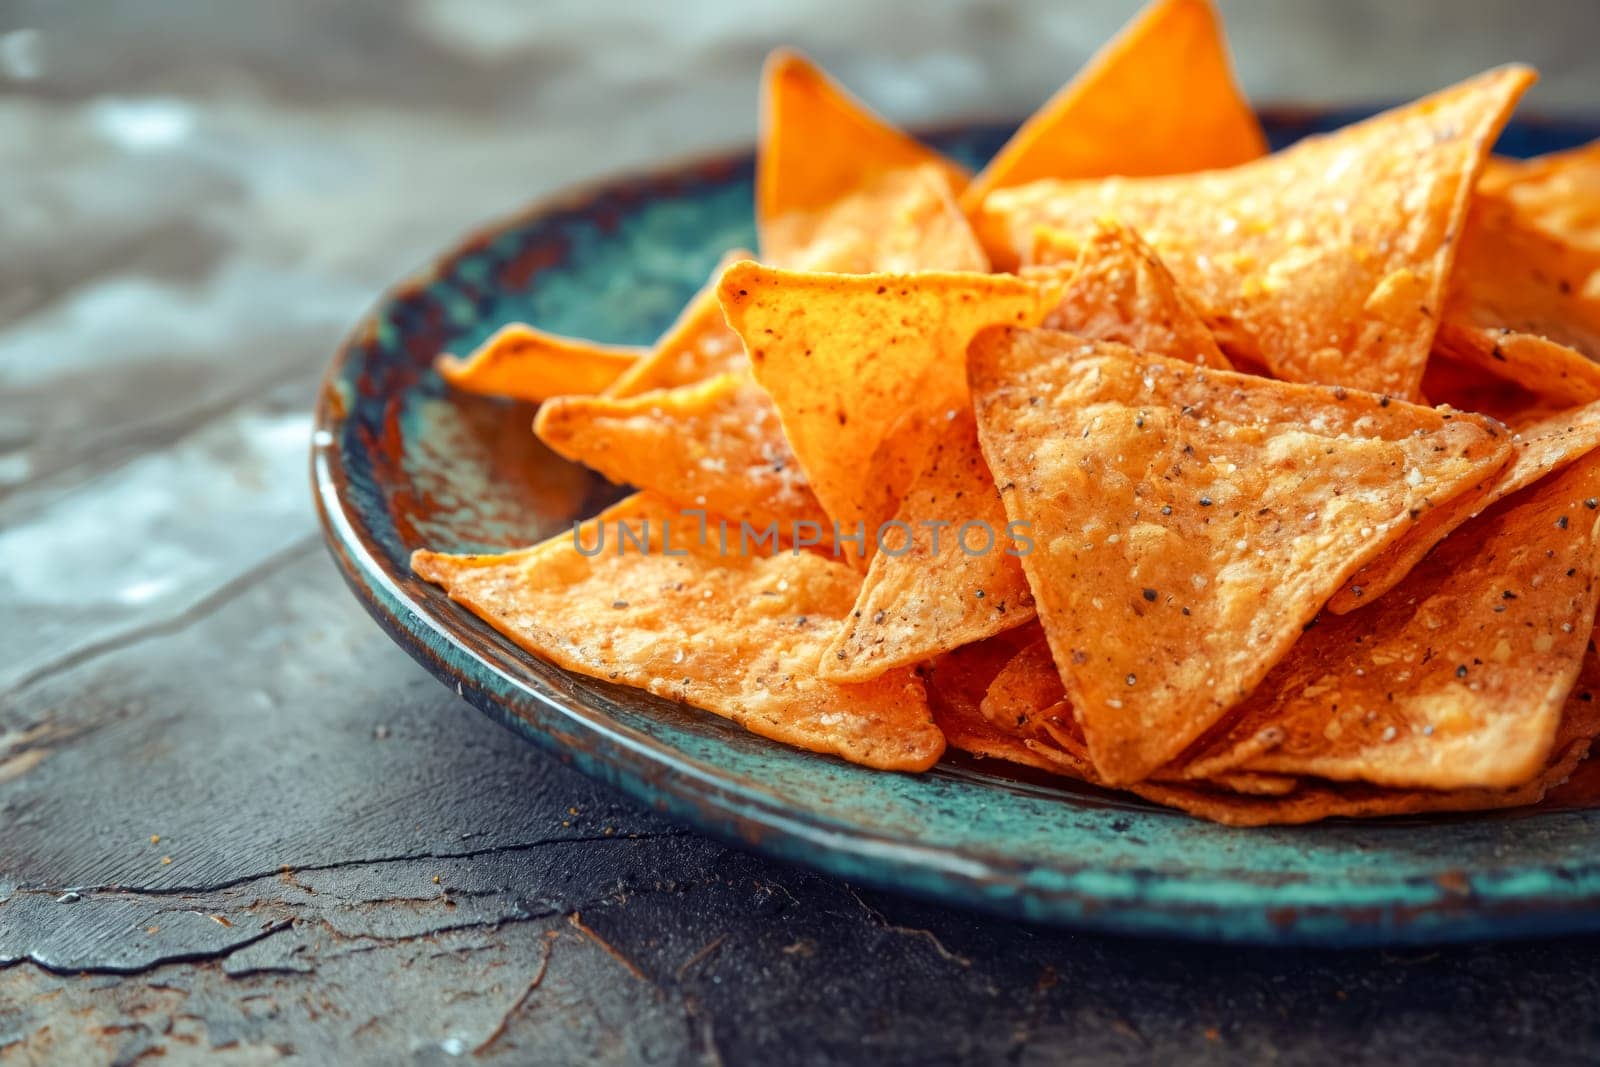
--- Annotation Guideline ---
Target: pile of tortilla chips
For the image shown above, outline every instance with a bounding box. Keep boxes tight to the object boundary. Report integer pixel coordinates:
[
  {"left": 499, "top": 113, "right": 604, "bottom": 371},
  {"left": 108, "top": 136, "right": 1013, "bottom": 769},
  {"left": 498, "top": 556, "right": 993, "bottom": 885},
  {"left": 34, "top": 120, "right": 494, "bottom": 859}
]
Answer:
[{"left": 416, "top": 0, "right": 1600, "bottom": 825}]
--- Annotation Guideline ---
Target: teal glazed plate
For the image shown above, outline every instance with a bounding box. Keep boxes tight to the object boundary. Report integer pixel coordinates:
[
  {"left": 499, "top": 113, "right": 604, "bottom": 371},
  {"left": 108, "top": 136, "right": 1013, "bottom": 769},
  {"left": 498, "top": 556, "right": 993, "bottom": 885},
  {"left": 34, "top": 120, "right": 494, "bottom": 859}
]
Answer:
[{"left": 314, "top": 113, "right": 1600, "bottom": 946}]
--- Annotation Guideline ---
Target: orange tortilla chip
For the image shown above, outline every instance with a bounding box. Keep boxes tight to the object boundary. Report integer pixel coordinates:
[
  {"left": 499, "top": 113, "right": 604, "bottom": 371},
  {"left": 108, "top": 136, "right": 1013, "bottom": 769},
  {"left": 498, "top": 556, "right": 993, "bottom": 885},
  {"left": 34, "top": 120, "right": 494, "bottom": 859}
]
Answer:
[
  {"left": 606, "top": 250, "right": 753, "bottom": 398},
  {"left": 969, "top": 327, "right": 1513, "bottom": 785},
  {"left": 822, "top": 225, "right": 1230, "bottom": 680},
  {"left": 436, "top": 325, "right": 641, "bottom": 402},
  {"left": 1443, "top": 194, "right": 1600, "bottom": 363},
  {"left": 978, "top": 629, "right": 1060, "bottom": 733},
  {"left": 719, "top": 262, "right": 1066, "bottom": 533},
  {"left": 976, "top": 66, "right": 1534, "bottom": 398},
  {"left": 1420, "top": 348, "right": 1568, "bottom": 428},
  {"left": 1185, "top": 451, "right": 1600, "bottom": 790},
  {"left": 925, "top": 629, "right": 1063, "bottom": 773},
  {"left": 818, "top": 410, "right": 1034, "bottom": 681},
  {"left": 962, "top": 0, "right": 1263, "bottom": 211},
  {"left": 1018, "top": 655, "right": 1600, "bottom": 824},
  {"left": 1435, "top": 325, "right": 1600, "bottom": 414},
  {"left": 768, "top": 163, "right": 988, "bottom": 273},
  {"left": 1481, "top": 138, "right": 1600, "bottom": 252},
  {"left": 411, "top": 493, "right": 943, "bottom": 771},
  {"left": 756, "top": 49, "right": 968, "bottom": 256},
  {"left": 534, "top": 373, "right": 828, "bottom": 535},
  {"left": 1330, "top": 400, "right": 1600, "bottom": 613},
  {"left": 979, "top": 634, "right": 1300, "bottom": 797},
  {"left": 1034, "top": 221, "right": 1231, "bottom": 369}
]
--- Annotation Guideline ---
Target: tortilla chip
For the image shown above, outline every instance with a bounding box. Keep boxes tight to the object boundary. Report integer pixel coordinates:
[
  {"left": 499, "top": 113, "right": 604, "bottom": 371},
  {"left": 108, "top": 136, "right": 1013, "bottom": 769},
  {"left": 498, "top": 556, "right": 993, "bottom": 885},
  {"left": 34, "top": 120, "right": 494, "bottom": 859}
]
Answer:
[
  {"left": 1435, "top": 325, "right": 1600, "bottom": 414},
  {"left": 823, "top": 226, "right": 1229, "bottom": 680},
  {"left": 1420, "top": 348, "right": 1567, "bottom": 428},
  {"left": 1015, "top": 651, "right": 1600, "bottom": 824},
  {"left": 926, "top": 637, "right": 1064, "bottom": 775},
  {"left": 756, "top": 49, "right": 969, "bottom": 257},
  {"left": 978, "top": 633, "right": 1301, "bottom": 797},
  {"left": 1034, "top": 221, "right": 1232, "bottom": 369},
  {"left": 1186, "top": 451, "right": 1600, "bottom": 791},
  {"left": 975, "top": 66, "right": 1534, "bottom": 398},
  {"left": 1481, "top": 138, "right": 1600, "bottom": 252},
  {"left": 819, "top": 410, "right": 1035, "bottom": 680},
  {"left": 1329, "top": 400, "right": 1600, "bottom": 613},
  {"left": 719, "top": 262, "right": 1066, "bottom": 533},
  {"left": 968, "top": 327, "right": 1513, "bottom": 785},
  {"left": 411, "top": 492, "right": 943, "bottom": 771},
  {"left": 978, "top": 628, "right": 1058, "bottom": 732},
  {"left": 1443, "top": 194, "right": 1600, "bottom": 366},
  {"left": 1128, "top": 731, "right": 1594, "bottom": 825},
  {"left": 605, "top": 250, "right": 753, "bottom": 398},
  {"left": 436, "top": 325, "right": 641, "bottom": 402},
  {"left": 961, "top": 0, "right": 1263, "bottom": 211},
  {"left": 769, "top": 163, "right": 988, "bottom": 273},
  {"left": 534, "top": 373, "right": 828, "bottom": 535}
]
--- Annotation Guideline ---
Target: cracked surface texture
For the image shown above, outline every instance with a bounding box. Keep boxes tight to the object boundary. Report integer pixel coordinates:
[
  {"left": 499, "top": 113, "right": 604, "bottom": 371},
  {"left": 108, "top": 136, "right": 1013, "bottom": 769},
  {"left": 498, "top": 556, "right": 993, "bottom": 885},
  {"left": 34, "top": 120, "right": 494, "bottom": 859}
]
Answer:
[{"left": 5, "top": 1, "right": 1600, "bottom": 1063}]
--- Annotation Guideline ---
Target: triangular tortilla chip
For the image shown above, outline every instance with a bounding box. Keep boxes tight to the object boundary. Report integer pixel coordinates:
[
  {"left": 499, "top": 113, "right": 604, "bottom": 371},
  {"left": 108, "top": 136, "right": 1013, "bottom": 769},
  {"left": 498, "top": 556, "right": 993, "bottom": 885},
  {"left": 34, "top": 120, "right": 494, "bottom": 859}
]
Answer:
[
  {"left": 1435, "top": 325, "right": 1600, "bottom": 415},
  {"left": 769, "top": 163, "right": 988, "bottom": 273},
  {"left": 961, "top": 0, "right": 1264, "bottom": 211},
  {"left": 1034, "top": 221, "right": 1232, "bottom": 368},
  {"left": 1010, "top": 651, "right": 1600, "bottom": 825},
  {"left": 977, "top": 630, "right": 1301, "bottom": 797},
  {"left": 756, "top": 49, "right": 969, "bottom": 255},
  {"left": 411, "top": 493, "right": 943, "bottom": 771},
  {"left": 436, "top": 325, "right": 641, "bottom": 402},
  {"left": 534, "top": 373, "right": 829, "bottom": 535},
  {"left": 819, "top": 410, "right": 1035, "bottom": 680},
  {"left": 1481, "top": 138, "right": 1600, "bottom": 252},
  {"left": 822, "top": 224, "right": 1230, "bottom": 680},
  {"left": 968, "top": 327, "right": 1513, "bottom": 784},
  {"left": 1329, "top": 400, "right": 1600, "bottom": 613},
  {"left": 925, "top": 631, "right": 1063, "bottom": 774},
  {"left": 606, "top": 250, "right": 754, "bottom": 398},
  {"left": 974, "top": 66, "right": 1534, "bottom": 398},
  {"left": 1421, "top": 348, "right": 1569, "bottom": 428},
  {"left": 719, "top": 262, "right": 1066, "bottom": 533},
  {"left": 1443, "top": 193, "right": 1600, "bottom": 363},
  {"left": 1184, "top": 451, "right": 1600, "bottom": 789}
]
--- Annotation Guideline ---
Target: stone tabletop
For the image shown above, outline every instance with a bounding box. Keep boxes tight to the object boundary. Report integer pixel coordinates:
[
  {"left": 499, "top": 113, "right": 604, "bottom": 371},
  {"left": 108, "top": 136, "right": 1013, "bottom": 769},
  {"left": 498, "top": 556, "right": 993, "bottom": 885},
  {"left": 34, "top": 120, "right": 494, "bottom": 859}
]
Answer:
[{"left": 4, "top": 2, "right": 1599, "bottom": 1062}]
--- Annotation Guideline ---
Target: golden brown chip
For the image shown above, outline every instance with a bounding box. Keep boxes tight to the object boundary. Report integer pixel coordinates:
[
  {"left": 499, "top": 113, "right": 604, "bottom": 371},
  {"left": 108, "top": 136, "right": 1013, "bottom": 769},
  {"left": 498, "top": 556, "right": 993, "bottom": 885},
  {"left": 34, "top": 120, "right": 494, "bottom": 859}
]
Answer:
[
  {"left": 1016, "top": 650, "right": 1600, "bottom": 824},
  {"left": 436, "top": 324, "right": 641, "bottom": 402},
  {"left": 411, "top": 493, "right": 943, "bottom": 771},
  {"left": 769, "top": 162, "right": 988, "bottom": 274},
  {"left": 975, "top": 66, "right": 1534, "bottom": 398},
  {"left": 969, "top": 327, "right": 1513, "bottom": 785},
  {"left": 1420, "top": 348, "right": 1568, "bottom": 428},
  {"left": 980, "top": 634, "right": 1300, "bottom": 797},
  {"left": 818, "top": 410, "right": 1035, "bottom": 680},
  {"left": 1442, "top": 193, "right": 1600, "bottom": 364},
  {"left": 978, "top": 628, "right": 1059, "bottom": 733},
  {"left": 926, "top": 629, "right": 1067, "bottom": 774},
  {"left": 1034, "top": 221, "right": 1231, "bottom": 369},
  {"left": 533, "top": 373, "right": 829, "bottom": 536},
  {"left": 1329, "top": 400, "right": 1600, "bottom": 613},
  {"left": 961, "top": 0, "right": 1264, "bottom": 211},
  {"left": 1185, "top": 451, "right": 1600, "bottom": 790},
  {"left": 822, "top": 225, "right": 1229, "bottom": 679},
  {"left": 719, "top": 262, "right": 1066, "bottom": 532},
  {"left": 1481, "top": 138, "right": 1600, "bottom": 252},
  {"left": 605, "top": 250, "right": 754, "bottom": 398},
  {"left": 756, "top": 49, "right": 970, "bottom": 262}
]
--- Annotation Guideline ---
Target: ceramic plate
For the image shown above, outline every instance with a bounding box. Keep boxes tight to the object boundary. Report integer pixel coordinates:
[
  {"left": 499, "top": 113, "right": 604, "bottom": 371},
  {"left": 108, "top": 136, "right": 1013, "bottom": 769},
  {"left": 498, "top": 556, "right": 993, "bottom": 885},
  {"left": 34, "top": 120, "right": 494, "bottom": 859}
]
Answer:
[{"left": 314, "top": 113, "right": 1600, "bottom": 945}]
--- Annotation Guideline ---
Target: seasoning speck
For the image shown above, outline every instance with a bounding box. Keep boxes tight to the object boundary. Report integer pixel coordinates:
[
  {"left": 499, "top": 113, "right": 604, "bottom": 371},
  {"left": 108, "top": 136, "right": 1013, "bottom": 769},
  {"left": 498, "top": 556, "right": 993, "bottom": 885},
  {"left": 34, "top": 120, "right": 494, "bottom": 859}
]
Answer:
[{"left": 1142, "top": 588, "right": 1158, "bottom": 602}]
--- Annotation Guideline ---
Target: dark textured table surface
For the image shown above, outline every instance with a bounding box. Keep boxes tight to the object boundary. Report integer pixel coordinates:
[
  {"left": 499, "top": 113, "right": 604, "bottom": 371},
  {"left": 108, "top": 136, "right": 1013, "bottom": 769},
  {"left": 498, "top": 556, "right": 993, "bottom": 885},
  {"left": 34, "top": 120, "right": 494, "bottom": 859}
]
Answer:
[{"left": 5, "top": 2, "right": 1600, "bottom": 1063}]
